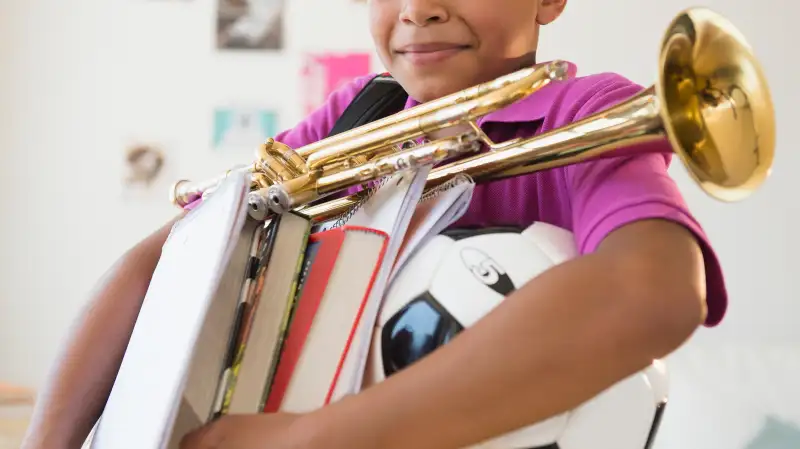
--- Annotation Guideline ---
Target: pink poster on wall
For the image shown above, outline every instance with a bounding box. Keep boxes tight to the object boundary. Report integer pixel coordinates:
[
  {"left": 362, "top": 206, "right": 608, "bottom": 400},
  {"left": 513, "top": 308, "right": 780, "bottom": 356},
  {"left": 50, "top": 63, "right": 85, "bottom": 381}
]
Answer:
[{"left": 301, "top": 52, "right": 372, "bottom": 114}]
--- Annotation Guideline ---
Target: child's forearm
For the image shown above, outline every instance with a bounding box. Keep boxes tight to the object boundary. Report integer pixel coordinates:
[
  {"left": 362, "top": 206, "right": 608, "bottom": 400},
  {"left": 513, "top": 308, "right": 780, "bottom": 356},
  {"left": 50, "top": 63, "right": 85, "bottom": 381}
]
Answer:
[
  {"left": 21, "top": 217, "right": 179, "bottom": 449},
  {"left": 311, "top": 223, "right": 706, "bottom": 449}
]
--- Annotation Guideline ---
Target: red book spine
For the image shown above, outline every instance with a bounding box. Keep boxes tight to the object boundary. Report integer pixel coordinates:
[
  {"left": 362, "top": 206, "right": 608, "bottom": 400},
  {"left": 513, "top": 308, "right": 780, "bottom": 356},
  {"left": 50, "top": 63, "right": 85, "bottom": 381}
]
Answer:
[
  {"left": 262, "top": 229, "right": 344, "bottom": 412},
  {"left": 324, "top": 226, "right": 388, "bottom": 404}
]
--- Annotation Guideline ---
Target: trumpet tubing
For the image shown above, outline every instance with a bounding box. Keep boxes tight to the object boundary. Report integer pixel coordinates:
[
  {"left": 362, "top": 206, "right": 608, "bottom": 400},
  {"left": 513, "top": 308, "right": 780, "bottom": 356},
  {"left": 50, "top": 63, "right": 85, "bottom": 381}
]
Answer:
[
  {"left": 170, "top": 61, "right": 569, "bottom": 208},
  {"left": 425, "top": 88, "right": 666, "bottom": 187},
  {"left": 258, "top": 133, "right": 483, "bottom": 217},
  {"left": 298, "top": 61, "right": 569, "bottom": 170},
  {"left": 171, "top": 7, "right": 775, "bottom": 224}
]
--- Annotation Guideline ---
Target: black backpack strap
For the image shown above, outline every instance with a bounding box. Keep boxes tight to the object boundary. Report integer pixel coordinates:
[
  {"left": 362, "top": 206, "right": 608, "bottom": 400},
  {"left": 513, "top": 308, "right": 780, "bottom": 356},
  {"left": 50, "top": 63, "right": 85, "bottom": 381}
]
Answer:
[{"left": 327, "top": 74, "right": 409, "bottom": 137}]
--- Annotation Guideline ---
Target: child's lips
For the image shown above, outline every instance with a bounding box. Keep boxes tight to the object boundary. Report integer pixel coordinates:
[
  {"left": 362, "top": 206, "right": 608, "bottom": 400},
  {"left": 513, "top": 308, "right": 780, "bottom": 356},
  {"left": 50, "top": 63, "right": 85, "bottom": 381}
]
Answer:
[{"left": 396, "top": 43, "right": 469, "bottom": 65}]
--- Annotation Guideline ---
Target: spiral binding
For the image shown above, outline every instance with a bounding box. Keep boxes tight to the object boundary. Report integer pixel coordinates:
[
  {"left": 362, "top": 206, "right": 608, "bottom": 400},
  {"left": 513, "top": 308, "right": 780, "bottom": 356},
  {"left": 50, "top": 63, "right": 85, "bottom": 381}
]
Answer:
[
  {"left": 329, "top": 175, "right": 391, "bottom": 229},
  {"left": 320, "top": 138, "right": 413, "bottom": 228},
  {"left": 419, "top": 173, "right": 474, "bottom": 203},
  {"left": 323, "top": 137, "right": 476, "bottom": 229},
  {"left": 327, "top": 170, "right": 474, "bottom": 230}
]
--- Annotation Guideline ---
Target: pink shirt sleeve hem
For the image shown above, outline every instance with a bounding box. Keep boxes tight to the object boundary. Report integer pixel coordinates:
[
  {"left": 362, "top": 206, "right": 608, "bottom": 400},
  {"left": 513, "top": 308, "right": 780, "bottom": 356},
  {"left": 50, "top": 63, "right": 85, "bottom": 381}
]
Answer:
[
  {"left": 562, "top": 74, "right": 728, "bottom": 327},
  {"left": 581, "top": 199, "right": 727, "bottom": 326}
]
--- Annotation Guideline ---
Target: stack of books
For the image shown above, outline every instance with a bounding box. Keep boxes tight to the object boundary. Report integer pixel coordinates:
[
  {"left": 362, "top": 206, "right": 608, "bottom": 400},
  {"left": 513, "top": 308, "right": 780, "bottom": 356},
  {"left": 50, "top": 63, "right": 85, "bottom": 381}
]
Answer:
[{"left": 86, "top": 167, "right": 474, "bottom": 449}]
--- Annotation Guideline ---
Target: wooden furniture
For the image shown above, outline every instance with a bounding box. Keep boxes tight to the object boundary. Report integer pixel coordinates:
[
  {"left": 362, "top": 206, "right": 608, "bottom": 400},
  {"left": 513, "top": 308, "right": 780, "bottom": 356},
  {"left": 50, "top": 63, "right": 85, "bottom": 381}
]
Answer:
[{"left": 0, "top": 383, "right": 35, "bottom": 449}]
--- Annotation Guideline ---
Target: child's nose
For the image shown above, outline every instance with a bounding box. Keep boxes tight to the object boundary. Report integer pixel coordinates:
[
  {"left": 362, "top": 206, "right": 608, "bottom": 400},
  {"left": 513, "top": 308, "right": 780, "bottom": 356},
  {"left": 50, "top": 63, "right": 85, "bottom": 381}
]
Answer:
[{"left": 399, "top": 0, "right": 450, "bottom": 26}]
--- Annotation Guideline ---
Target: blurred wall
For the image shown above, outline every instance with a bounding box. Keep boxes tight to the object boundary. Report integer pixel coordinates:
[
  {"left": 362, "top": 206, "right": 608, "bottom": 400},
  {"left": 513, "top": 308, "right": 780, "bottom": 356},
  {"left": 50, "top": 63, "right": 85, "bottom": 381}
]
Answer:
[{"left": 0, "top": 1, "right": 797, "bottom": 448}]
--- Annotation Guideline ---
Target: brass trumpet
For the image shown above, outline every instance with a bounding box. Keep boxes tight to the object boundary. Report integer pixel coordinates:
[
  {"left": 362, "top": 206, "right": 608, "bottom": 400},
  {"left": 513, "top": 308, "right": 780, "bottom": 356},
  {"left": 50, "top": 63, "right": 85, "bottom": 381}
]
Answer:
[{"left": 170, "top": 7, "right": 775, "bottom": 223}]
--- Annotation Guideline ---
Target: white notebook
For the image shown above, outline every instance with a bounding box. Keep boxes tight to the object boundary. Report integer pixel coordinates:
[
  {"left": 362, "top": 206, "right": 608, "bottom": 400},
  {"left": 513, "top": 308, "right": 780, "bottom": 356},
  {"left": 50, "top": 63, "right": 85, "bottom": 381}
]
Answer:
[
  {"left": 323, "top": 170, "right": 475, "bottom": 402},
  {"left": 90, "top": 172, "right": 251, "bottom": 449},
  {"left": 328, "top": 165, "right": 431, "bottom": 401},
  {"left": 389, "top": 173, "right": 475, "bottom": 285}
]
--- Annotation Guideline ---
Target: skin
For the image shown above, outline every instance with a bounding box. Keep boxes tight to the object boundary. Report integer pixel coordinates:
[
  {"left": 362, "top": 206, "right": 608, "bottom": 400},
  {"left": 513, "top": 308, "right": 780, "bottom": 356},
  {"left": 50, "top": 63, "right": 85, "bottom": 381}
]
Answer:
[
  {"left": 181, "top": 0, "right": 707, "bottom": 448},
  {"left": 21, "top": 216, "right": 183, "bottom": 449},
  {"left": 22, "top": 1, "right": 708, "bottom": 448},
  {"left": 369, "top": 0, "right": 564, "bottom": 103}
]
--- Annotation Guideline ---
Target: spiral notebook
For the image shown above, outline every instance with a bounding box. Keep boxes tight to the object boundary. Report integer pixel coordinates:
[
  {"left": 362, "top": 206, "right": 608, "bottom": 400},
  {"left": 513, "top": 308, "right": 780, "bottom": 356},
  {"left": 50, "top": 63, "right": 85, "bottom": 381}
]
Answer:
[{"left": 388, "top": 173, "right": 475, "bottom": 285}]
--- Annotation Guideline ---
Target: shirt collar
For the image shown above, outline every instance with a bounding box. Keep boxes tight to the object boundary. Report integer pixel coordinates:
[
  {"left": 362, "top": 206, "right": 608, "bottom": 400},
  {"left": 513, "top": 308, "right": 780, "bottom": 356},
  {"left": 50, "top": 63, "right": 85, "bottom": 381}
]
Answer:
[{"left": 403, "top": 61, "right": 578, "bottom": 124}]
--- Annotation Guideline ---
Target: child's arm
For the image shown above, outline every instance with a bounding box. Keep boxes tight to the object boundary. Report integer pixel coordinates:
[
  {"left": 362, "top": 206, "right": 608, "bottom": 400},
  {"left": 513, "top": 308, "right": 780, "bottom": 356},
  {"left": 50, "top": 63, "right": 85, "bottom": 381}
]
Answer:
[
  {"left": 309, "top": 217, "right": 706, "bottom": 449},
  {"left": 20, "top": 215, "right": 183, "bottom": 449},
  {"left": 296, "top": 70, "right": 725, "bottom": 445}
]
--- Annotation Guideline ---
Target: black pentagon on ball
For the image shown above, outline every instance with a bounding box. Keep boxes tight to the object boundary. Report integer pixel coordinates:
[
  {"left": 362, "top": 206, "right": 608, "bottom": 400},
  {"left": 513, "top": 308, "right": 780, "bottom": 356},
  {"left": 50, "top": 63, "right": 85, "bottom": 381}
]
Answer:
[
  {"left": 442, "top": 225, "right": 523, "bottom": 241},
  {"left": 376, "top": 224, "right": 667, "bottom": 449},
  {"left": 381, "top": 226, "right": 524, "bottom": 379},
  {"left": 381, "top": 291, "right": 464, "bottom": 378}
]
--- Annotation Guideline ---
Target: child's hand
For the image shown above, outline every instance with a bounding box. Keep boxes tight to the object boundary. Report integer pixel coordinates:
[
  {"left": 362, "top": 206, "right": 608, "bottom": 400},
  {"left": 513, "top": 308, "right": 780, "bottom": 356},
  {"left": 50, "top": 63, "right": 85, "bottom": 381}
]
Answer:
[{"left": 179, "top": 412, "right": 316, "bottom": 449}]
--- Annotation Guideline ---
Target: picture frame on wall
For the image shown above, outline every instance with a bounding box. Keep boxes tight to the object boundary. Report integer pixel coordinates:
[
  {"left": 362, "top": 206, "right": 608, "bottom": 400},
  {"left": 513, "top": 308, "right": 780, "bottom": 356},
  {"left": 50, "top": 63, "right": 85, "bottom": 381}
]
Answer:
[
  {"left": 301, "top": 52, "right": 373, "bottom": 115},
  {"left": 216, "top": 0, "right": 285, "bottom": 50},
  {"left": 212, "top": 107, "right": 279, "bottom": 153}
]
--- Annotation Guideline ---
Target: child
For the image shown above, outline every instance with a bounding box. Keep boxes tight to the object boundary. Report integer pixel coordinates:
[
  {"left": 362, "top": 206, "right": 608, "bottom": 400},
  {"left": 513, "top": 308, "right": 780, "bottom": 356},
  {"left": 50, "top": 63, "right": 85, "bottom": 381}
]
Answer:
[{"left": 22, "top": 1, "right": 725, "bottom": 448}]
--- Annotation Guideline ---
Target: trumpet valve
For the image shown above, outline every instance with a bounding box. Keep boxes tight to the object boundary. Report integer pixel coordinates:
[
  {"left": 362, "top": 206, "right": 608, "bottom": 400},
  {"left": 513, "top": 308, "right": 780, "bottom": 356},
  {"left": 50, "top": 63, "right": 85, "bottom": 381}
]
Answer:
[
  {"left": 247, "top": 188, "right": 271, "bottom": 221},
  {"left": 257, "top": 138, "right": 309, "bottom": 178},
  {"left": 255, "top": 138, "right": 273, "bottom": 161},
  {"left": 264, "top": 170, "right": 323, "bottom": 214},
  {"left": 251, "top": 172, "right": 273, "bottom": 190},
  {"left": 344, "top": 154, "right": 370, "bottom": 168}
]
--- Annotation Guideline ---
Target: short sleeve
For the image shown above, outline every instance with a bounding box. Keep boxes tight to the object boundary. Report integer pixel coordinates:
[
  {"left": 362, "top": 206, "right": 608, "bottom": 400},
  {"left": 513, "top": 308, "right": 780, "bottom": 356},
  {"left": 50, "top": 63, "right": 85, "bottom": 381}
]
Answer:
[
  {"left": 563, "top": 76, "right": 728, "bottom": 326},
  {"left": 182, "top": 74, "right": 376, "bottom": 210}
]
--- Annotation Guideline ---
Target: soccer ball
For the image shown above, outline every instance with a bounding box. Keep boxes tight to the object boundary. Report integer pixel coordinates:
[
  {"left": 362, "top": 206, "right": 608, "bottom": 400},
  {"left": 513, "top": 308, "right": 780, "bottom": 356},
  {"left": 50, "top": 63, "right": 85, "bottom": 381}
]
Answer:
[{"left": 364, "top": 222, "right": 668, "bottom": 449}]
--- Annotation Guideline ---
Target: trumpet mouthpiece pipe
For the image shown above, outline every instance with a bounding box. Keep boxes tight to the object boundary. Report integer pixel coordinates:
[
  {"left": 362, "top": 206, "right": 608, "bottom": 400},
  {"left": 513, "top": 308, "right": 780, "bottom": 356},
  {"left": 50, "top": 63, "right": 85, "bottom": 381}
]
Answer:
[
  {"left": 170, "top": 164, "right": 253, "bottom": 207},
  {"left": 302, "top": 60, "right": 570, "bottom": 170},
  {"left": 262, "top": 133, "right": 482, "bottom": 214}
]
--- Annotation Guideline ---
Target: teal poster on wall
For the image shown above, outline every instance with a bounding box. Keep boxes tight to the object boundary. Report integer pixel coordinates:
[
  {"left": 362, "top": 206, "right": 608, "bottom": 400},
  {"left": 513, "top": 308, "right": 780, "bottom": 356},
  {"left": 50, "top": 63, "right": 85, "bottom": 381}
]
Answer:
[
  {"left": 212, "top": 107, "right": 278, "bottom": 152},
  {"left": 744, "top": 416, "right": 800, "bottom": 449}
]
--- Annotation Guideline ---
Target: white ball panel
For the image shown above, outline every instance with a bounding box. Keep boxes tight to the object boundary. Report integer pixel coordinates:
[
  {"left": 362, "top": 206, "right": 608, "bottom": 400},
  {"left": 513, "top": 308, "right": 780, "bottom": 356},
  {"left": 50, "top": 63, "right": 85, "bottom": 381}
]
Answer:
[
  {"left": 522, "top": 222, "right": 579, "bottom": 264},
  {"left": 367, "top": 222, "right": 669, "bottom": 449},
  {"left": 428, "top": 232, "right": 561, "bottom": 327},
  {"left": 457, "top": 230, "right": 570, "bottom": 290},
  {"left": 558, "top": 369, "right": 659, "bottom": 449},
  {"left": 469, "top": 413, "right": 570, "bottom": 449},
  {"left": 379, "top": 235, "right": 454, "bottom": 326}
]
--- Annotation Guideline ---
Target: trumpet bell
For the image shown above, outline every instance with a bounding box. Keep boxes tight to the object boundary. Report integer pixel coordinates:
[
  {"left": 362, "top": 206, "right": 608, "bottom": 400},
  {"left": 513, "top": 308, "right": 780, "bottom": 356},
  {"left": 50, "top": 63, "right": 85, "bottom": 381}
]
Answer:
[{"left": 658, "top": 8, "right": 775, "bottom": 202}]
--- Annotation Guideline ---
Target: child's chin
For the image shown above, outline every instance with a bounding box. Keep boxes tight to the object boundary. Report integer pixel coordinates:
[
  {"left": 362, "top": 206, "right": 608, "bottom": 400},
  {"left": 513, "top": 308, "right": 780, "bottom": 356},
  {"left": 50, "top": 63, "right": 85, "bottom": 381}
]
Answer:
[{"left": 404, "top": 72, "right": 479, "bottom": 102}]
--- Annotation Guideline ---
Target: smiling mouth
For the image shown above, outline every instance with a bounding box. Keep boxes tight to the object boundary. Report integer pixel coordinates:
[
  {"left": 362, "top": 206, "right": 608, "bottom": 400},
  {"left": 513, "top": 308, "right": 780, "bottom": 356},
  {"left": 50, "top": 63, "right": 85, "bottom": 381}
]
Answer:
[{"left": 395, "top": 44, "right": 470, "bottom": 65}]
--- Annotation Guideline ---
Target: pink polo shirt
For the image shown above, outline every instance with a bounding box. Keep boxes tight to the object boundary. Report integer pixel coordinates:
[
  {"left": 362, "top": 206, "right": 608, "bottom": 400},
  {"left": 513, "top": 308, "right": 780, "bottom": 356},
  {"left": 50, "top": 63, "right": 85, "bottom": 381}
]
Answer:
[{"left": 203, "top": 65, "right": 727, "bottom": 326}]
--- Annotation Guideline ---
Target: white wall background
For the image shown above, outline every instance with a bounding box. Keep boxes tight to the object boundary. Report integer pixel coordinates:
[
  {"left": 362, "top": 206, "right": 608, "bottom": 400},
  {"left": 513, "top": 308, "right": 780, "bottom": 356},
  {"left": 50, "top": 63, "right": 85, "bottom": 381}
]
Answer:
[{"left": 0, "top": 0, "right": 797, "bottom": 448}]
